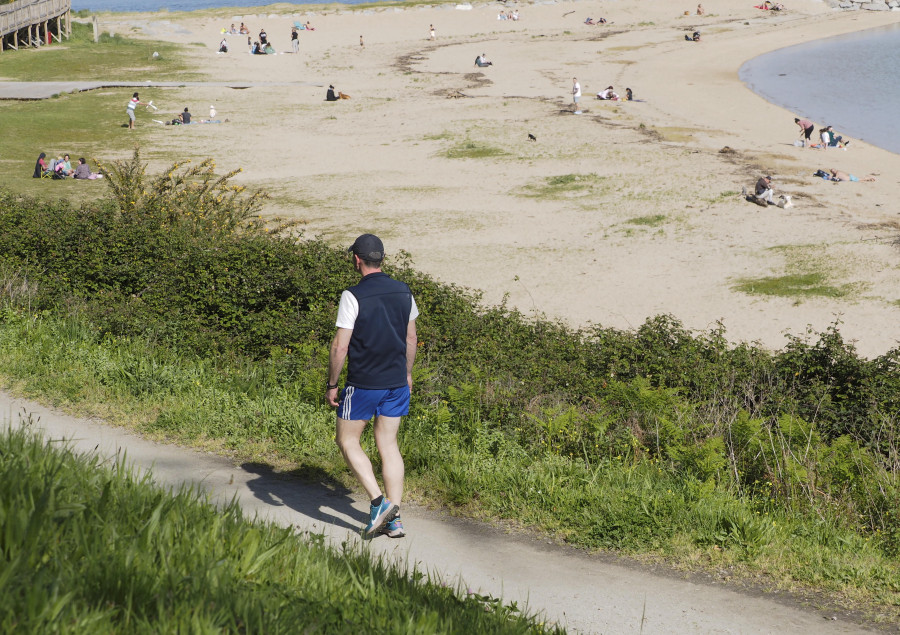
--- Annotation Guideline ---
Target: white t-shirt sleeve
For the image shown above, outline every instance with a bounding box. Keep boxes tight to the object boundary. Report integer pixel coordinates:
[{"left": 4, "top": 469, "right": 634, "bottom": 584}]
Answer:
[
  {"left": 335, "top": 290, "right": 359, "bottom": 329},
  {"left": 335, "top": 291, "right": 419, "bottom": 329}
]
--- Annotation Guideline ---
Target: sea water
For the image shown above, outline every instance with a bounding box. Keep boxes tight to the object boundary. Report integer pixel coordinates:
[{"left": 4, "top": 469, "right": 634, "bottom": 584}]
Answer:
[
  {"left": 72, "top": 0, "right": 378, "bottom": 10},
  {"left": 740, "top": 22, "right": 900, "bottom": 156}
]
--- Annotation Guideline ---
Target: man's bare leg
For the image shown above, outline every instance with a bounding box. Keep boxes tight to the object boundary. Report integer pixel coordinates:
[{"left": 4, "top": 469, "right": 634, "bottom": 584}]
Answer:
[
  {"left": 335, "top": 418, "right": 381, "bottom": 500},
  {"left": 373, "top": 415, "right": 404, "bottom": 505}
]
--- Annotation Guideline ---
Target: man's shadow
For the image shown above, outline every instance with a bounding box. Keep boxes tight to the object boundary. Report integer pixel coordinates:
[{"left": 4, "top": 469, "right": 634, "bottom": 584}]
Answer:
[{"left": 241, "top": 462, "right": 361, "bottom": 533}]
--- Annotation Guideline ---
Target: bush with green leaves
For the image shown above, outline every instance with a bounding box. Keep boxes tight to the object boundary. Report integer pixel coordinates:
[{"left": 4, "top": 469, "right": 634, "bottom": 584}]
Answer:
[{"left": 0, "top": 148, "right": 898, "bottom": 559}]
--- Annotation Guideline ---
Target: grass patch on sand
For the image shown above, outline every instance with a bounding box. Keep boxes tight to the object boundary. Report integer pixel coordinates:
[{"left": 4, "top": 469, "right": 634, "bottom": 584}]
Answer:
[
  {"left": 0, "top": 22, "right": 195, "bottom": 82},
  {"left": 734, "top": 273, "right": 851, "bottom": 299},
  {"left": 444, "top": 139, "right": 508, "bottom": 159},
  {"left": 734, "top": 244, "right": 865, "bottom": 300},
  {"left": 520, "top": 173, "right": 609, "bottom": 200},
  {"left": 625, "top": 214, "right": 667, "bottom": 227},
  {"left": 656, "top": 126, "right": 698, "bottom": 143}
]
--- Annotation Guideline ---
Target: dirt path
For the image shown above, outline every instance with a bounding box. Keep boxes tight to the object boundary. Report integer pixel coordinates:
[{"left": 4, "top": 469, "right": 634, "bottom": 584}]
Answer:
[{"left": 2, "top": 390, "right": 882, "bottom": 634}]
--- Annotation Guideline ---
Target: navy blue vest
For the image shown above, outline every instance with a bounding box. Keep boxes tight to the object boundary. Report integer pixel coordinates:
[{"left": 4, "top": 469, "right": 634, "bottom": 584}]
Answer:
[{"left": 346, "top": 272, "right": 413, "bottom": 390}]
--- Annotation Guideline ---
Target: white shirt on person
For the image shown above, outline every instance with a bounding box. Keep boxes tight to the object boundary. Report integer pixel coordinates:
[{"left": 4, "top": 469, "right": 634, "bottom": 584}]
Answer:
[{"left": 336, "top": 290, "right": 419, "bottom": 329}]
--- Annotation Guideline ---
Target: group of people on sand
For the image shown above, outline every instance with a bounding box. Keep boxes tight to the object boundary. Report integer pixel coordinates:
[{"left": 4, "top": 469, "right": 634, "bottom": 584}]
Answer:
[
  {"left": 221, "top": 22, "right": 314, "bottom": 55},
  {"left": 497, "top": 10, "right": 519, "bottom": 20},
  {"left": 795, "top": 118, "right": 850, "bottom": 149},
  {"left": 596, "top": 85, "right": 634, "bottom": 101},
  {"left": 33, "top": 153, "right": 101, "bottom": 180},
  {"left": 584, "top": 17, "right": 608, "bottom": 25}
]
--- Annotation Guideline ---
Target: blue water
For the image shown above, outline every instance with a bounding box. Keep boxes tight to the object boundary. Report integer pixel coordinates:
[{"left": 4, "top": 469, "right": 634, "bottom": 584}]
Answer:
[
  {"left": 73, "top": 0, "right": 374, "bottom": 11},
  {"left": 740, "top": 22, "right": 900, "bottom": 156}
]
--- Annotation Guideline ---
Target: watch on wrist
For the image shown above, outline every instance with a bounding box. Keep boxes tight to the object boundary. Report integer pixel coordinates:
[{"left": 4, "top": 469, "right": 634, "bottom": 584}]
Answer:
[{"left": 326, "top": 380, "right": 339, "bottom": 390}]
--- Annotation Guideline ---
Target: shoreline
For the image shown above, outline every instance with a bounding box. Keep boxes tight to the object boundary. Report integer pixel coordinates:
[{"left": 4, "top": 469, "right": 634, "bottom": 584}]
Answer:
[{"left": 48, "top": 1, "right": 900, "bottom": 356}]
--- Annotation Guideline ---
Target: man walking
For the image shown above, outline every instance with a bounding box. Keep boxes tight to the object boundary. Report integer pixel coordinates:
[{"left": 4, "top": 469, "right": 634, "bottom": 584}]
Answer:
[
  {"left": 572, "top": 77, "right": 582, "bottom": 114},
  {"left": 326, "top": 234, "right": 418, "bottom": 538}
]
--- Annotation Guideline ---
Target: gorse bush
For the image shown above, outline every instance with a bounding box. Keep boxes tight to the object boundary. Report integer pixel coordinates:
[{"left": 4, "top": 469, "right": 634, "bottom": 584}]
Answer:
[{"left": 0, "top": 149, "right": 898, "bottom": 559}]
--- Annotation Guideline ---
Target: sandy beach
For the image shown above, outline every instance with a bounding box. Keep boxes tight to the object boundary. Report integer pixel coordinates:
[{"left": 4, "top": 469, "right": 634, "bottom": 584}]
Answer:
[{"left": 95, "top": 0, "right": 900, "bottom": 357}]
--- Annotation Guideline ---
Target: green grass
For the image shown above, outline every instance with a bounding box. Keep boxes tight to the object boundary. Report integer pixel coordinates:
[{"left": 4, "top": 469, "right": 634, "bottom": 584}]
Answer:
[
  {"left": 0, "top": 424, "right": 559, "bottom": 634},
  {"left": 734, "top": 244, "right": 863, "bottom": 300},
  {"left": 0, "top": 160, "right": 898, "bottom": 626},
  {"left": 444, "top": 140, "right": 508, "bottom": 159},
  {"left": 520, "top": 173, "right": 608, "bottom": 200},
  {"left": 625, "top": 214, "right": 667, "bottom": 227},
  {"left": 0, "top": 23, "right": 196, "bottom": 82},
  {"left": 0, "top": 313, "right": 897, "bottom": 623},
  {"left": 733, "top": 273, "right": 852, "bottom": 299}
]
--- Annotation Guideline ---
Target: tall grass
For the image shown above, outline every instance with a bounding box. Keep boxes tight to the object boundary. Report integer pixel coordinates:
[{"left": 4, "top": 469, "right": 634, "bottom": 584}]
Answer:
[{"left": 0, "top": 424, "right": 559, "bottom": 633}]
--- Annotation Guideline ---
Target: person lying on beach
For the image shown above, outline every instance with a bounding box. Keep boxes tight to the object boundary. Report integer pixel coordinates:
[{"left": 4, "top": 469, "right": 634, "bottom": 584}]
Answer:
[
  {"left": 684, "top": 31, "right": 701, "bottom": 42},
  {"left": 597, "top": 86, "right": 619, "bottom": 100},
  {"left": 475, "top": 54, "right": 492, "bottom": 67},
  {"left": 829, "top": 169, "right": 875, "bottom": 182}
]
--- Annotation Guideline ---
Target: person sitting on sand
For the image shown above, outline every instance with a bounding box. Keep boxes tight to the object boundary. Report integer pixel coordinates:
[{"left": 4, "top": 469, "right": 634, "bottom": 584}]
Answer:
[
  {"left": 625, "top": 87, "right": 634, "bottom": 101},
  {"left": 475, "top": 53, "right": 492, "bottom": 67},
  {"left": 305, "top": 21, "right": 315, "bottom": 31},
  {"left": 821, "top": 125, "right": 848, "bottom": 148},
  {"left": 512, "top": 10, "right": 519, "bottom": 20},
  {"left": 755, "top": 175, "right": 775, "bottom": 204},
  {"left": 829, "top": 169, "right": 875, "bottom": 182},
  {"left": 585, "top": 17, "right": 596, "bottom": 24},
  {"left": 697, "top": 4, "right": 705, "bottom": 15},
  {"left": 326, "top": 85, "right": 340, "bottom": 101},
  {"left": 179, "top": 107, "right": 191, "bottom": 124},
  {"left": 264, "top": 42, "right": 275, "bottom": 54},
  {"left": 498, "top": 11, "right": 507, "bottom": 20},
  {"left": 229, "top": 23, "right": 238, "bottom": 34},
  {"left": 239, "top": 22, "right": 249, "bottom": 35},
  {"left": 597, "top": 86, "right": 619, "bottom": 100},
  {"left": 219, "top": 38, "right": 228, "bottom": 53}
]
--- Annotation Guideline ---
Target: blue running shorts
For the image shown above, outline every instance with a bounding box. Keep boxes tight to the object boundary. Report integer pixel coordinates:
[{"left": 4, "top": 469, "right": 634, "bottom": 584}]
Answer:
[{"left": 338, "top": 385, "right": 410, "bottom": 421}]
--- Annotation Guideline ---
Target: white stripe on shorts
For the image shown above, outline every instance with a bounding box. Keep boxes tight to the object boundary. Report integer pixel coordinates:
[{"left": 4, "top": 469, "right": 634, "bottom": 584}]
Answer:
[{"left": 341, "top": 386, "right": 355, "bottom": 420}]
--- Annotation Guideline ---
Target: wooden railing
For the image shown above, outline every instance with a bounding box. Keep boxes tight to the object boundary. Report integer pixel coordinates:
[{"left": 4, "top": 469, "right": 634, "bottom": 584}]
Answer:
[{"left": 0, "top": 0, "right": 70, "bottom": 47}]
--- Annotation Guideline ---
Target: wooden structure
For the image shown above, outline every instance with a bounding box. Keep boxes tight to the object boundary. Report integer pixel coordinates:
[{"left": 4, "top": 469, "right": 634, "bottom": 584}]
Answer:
[{"left": 0, "top": 0, "right": 71, "bottom": 52}]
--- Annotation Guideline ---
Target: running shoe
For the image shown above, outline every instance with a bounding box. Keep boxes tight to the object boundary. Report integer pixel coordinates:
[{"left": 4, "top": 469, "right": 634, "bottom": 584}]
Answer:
[
  {"left": 365, "top": 498, "right": 398, "bottom": 536},
  {"left": 382, "top": 517, "right": 405, "bottom": 539}
]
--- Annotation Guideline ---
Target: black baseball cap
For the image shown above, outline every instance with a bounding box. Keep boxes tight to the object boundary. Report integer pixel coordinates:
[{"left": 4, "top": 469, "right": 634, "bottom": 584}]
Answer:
[{"left": 348, "top": 234, "right": 384, "bottom": 261}]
